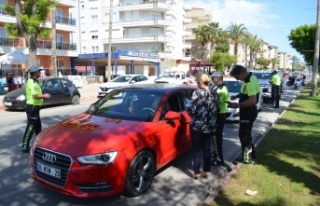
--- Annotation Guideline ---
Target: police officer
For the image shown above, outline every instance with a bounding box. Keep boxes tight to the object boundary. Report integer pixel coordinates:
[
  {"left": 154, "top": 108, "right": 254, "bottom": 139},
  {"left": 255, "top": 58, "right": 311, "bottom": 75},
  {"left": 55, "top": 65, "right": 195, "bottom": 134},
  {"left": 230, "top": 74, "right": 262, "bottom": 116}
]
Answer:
[
  {"left": 210, "top": 71, "right": 229, "bottom": 166},
  {"left": 229, "top": 65, "right": 260, "bottom": 164},
  {"left": 21, "top": 66, "right": 51, "bottom": 153},
  {"left": 269, "top": 70, "right": 281, "bottom": 108}
]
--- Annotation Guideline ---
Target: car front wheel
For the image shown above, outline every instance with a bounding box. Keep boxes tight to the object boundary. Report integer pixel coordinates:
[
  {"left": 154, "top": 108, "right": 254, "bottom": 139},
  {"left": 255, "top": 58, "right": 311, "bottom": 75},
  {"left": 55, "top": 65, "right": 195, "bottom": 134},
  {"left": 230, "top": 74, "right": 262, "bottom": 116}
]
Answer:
[
  {"left": 124, "top": 150, "right": 156, "bottom": 196},
  {"left": 71, "top": 95, "right": 80, "bottom": 105}
]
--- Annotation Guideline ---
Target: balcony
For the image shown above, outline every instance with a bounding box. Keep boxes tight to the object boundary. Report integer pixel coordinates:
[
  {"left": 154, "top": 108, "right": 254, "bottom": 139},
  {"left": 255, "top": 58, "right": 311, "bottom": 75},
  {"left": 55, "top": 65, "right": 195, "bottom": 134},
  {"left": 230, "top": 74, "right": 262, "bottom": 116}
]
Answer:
[
  {"left": 0, "top": 37, "right": 19, "bottom": 47},
  {"left": 58, "top": 0, "right": 78, "bottom": 7},
  {"left": 37, "top": 40, "right": 77, "bottom": 51},
  {"left": 117, "top": 0, "right": 173, "bottom": 11},
  {"left": 116, "top": 17, "right": 173, "bottom": 27},
  {"left": 56, "top": 15, "right": 76, "bottom": 26}
]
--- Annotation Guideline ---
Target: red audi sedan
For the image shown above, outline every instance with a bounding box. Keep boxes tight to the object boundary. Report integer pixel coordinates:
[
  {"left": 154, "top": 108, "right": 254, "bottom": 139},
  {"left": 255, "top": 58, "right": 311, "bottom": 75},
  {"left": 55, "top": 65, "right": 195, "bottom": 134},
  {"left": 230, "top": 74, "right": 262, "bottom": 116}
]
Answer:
[{"left": 30, "top": 84, "right": 197, "bottom": 197}]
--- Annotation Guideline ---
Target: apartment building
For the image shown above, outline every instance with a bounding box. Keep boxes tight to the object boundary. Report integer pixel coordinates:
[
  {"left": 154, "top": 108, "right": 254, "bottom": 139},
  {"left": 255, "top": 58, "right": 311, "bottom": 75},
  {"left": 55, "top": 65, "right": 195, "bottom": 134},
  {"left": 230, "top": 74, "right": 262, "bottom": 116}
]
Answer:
[
  {"left": 77, "top": 0, "right": 188, "bottom": 76},
  {"left": 0, "top": 0, "right": 78, "bottom": 76},
  {"left": 277, "top": 52, "right": 293, "bottom": 70},
  {"left": 184, "top": 7, "right": 212, "bottom": 59}
]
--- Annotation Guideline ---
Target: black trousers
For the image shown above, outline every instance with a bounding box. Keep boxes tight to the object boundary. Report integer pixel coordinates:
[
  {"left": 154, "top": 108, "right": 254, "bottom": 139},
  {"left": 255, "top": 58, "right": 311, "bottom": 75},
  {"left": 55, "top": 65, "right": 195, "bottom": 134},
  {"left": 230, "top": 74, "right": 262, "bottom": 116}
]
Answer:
[
  {"left": 212, "top": 113, "right": 226, "bottom": 162},
  {"left": 271, "top": 85, "right": 280, "bottom": 108},
  {"left": 191, "top": 129, "right": 211, "bottom": 174},
  {"left": 22, "top": 105, "right": 42, "bottom": 150},
  {"left": 239, "top": 106, "right": 258, "bottom": 155}
]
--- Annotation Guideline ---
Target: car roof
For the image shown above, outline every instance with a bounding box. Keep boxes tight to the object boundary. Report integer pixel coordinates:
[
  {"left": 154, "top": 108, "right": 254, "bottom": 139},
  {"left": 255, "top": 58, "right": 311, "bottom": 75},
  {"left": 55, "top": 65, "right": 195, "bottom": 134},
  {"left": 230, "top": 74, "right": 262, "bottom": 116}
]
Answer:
[{"left": 113, "top": 83, "right": 197, "bottom": 93}]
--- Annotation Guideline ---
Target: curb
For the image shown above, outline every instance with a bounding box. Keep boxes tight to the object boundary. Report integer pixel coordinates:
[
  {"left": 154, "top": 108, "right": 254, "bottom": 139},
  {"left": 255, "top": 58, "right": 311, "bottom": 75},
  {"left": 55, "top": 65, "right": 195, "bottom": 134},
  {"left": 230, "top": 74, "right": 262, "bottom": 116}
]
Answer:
[{"left": 199, "top": 97, "right": 297, "bottom": 205}]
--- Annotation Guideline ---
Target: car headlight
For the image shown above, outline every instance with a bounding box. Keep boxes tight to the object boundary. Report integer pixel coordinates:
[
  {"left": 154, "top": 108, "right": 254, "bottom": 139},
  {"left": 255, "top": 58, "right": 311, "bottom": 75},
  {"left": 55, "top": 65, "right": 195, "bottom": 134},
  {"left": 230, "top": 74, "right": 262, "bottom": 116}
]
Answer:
[
  {"left": 76, "top": 151, "right": 118, "bottom": 165},
  {"left": 16, "top": 94, "right": 26, "bottom": 101}
]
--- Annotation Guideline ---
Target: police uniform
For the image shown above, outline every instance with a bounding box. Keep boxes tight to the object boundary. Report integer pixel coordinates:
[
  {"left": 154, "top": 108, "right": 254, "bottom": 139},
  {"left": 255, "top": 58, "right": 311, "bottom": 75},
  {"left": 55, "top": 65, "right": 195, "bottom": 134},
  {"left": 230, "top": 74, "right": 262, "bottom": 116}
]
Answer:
[
  {"left": 21, "top": 69, "right": 44, "bottom": 152},
  {"left": 212, "top": 83, "right": 229, "bottom": 165},
  {"left": 271, "top": 71, "right": 281, "bottom": 108},
  {"left": 239, "top": 72, "right": 260, "bottom": 163}
]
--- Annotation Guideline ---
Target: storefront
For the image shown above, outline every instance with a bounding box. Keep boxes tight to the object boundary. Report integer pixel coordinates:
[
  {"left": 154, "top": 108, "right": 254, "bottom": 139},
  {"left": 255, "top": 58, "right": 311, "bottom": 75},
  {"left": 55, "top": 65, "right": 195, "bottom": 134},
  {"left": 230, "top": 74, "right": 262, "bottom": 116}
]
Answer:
[{"left": 74, "top": 50, "right": 161, "bottom": 79}]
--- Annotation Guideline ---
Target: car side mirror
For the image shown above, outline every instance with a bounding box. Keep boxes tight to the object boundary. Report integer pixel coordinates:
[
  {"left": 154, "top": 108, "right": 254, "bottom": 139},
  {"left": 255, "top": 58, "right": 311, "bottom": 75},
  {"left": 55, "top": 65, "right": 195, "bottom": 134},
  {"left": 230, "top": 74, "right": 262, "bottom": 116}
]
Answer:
[
  {"left": 262, "top": 88, "right": 268, "bottom": 93},
  {"left": 130, "top": 80, "right": 136, "bottom": 83},
  {"left": 164, "top": 111, "right": 180, "bottom": 120}
]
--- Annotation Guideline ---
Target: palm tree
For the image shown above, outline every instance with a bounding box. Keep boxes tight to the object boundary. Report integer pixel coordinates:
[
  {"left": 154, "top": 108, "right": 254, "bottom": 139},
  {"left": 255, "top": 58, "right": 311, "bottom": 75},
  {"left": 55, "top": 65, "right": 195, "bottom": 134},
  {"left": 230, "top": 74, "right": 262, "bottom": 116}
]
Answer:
[
  {"left": 193, "top": 25, "right": 209, "bottom": 59},
  {"left": 248, "top": 35, "right": 261, "bottom": 70},
  {"left": 205, "top": 22, "right": 221, "bottom": 55},
  {"left": 227, "top": 22, "right": 247, "bottom": 56},
  {"left": 242, "top": 32, "right": 252, "bottom": 67}
]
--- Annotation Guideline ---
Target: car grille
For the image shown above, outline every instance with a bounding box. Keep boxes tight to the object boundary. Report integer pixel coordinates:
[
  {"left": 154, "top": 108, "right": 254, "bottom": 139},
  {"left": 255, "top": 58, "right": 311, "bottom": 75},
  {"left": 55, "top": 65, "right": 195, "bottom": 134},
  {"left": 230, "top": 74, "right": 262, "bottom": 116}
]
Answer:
[{"left": 33, "top": 147, "right": 72, "bottom": 187}]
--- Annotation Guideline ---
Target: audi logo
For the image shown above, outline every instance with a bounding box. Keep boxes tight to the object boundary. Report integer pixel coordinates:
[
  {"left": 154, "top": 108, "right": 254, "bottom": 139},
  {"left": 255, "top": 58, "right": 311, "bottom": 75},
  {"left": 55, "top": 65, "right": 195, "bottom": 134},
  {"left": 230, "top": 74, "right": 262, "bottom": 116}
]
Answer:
[{"left": 42, "top": 152, "right": 57, "bottom": 163}]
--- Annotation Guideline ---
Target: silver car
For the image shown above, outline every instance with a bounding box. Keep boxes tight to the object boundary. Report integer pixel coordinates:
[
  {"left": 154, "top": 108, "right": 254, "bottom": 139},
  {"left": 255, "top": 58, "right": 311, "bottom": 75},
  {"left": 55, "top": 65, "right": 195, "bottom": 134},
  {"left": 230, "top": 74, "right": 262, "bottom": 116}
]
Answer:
[{"left": 224, "top": 79, "right": 262, "bottom": 122}]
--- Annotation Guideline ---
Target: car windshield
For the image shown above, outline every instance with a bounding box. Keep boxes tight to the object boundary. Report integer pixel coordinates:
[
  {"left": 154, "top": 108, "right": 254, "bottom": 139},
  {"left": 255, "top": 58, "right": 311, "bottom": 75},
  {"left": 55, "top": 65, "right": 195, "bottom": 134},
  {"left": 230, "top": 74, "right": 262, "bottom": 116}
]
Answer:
[
  {"left": 252, "top": 72, "right": 272, "bottom": 79},
  {"left": 224, "top": 81, "right": 242, "bottom": 93},
  {"left": 161, "top": 72, "right": 176, "bottom": 78},
  {"left": 87, "top": 89, "right": 163, "bottom": 122},
  {"left": 111, "top": 76, "right": 132, "bottom": 83}
]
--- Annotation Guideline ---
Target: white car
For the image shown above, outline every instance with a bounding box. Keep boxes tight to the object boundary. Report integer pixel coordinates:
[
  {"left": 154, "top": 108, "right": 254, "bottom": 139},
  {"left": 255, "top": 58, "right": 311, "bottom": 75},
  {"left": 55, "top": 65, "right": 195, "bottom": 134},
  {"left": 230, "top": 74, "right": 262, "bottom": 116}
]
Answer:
[
  {"left": 98, "top": 75, "right": 151, "bottom": 98},
  {"left": 154, "top": 71, "right": 194, "bottom": 85},
  {"left": 224, "top": 79, "right": 263, "bottom": 122}
]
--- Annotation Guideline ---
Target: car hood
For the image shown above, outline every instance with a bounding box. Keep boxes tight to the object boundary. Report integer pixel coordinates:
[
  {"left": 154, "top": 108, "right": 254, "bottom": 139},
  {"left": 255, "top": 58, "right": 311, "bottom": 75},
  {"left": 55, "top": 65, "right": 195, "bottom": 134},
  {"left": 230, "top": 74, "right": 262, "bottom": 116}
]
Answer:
[
  {"left": 34, "top": 113, "right": 152, "bottom": 156},
  {"left": 4, "top": 88, "right": 24, "bottom": 98}
]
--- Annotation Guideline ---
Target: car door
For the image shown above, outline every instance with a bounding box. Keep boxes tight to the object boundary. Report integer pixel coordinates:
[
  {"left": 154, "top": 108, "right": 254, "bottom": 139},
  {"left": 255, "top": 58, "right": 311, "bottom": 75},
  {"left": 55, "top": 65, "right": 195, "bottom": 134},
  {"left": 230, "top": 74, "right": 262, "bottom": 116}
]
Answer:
[
  {"left": 41, "top": 79, "right": 61, "bottom": 105},
  {"left": 152, "top": 89, "right": 194, "bottom": 164},
  {"left": 59, "top": 79, "right": 74, "bottom": 103}
]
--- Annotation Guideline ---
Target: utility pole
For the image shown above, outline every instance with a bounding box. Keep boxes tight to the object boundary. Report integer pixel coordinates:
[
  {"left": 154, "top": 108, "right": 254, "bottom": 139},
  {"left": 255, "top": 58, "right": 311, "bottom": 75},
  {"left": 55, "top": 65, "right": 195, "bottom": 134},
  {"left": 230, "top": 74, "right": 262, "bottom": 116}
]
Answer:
[
  {"left": 311, "top": 0, "right": 320, "bottom": 96},
  {"left": 52, "top": 6, "right": 57, "bottom": 77},
  {"left": 106, "top": 0, "right": 113, "bottom": 82}
]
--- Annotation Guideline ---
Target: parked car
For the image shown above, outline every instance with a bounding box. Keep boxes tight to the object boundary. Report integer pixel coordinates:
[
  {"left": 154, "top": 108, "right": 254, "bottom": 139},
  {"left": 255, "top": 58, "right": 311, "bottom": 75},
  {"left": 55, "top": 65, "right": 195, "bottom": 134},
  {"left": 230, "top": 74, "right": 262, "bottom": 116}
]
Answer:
[
  {"left": 154, "top": 71, "right": 194, "bottom": 85},
  {"left": 2, "top": 77, "right": 81, "bottom": 110},
  {"left": 30, "top": 84, "right": 197, "bottom": 197},
  {"left": 224, "top": 79, "right": 263, "bottom": 121},
  {"left": 98, "top": 75, "right": 152, "bottom": 98}
]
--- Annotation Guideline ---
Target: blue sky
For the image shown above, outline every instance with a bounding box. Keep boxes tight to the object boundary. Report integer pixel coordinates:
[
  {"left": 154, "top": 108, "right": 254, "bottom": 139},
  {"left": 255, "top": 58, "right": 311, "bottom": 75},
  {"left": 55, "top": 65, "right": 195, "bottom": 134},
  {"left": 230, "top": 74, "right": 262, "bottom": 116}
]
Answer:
[{"left": 185, "top": 0, "right": 317, "bottom": 62}]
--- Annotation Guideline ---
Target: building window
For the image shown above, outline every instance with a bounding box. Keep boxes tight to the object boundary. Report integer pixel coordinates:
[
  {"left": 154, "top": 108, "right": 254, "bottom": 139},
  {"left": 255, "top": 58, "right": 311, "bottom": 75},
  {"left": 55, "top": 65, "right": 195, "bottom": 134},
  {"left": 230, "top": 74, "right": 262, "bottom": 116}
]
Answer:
[
  {"left": 0, "top": 27, "right": 8, "bottom": 37},
  {"left": 91, "top": 15, "right": 98, "bottom": 23},
  {"left": 57, "top": 59, "right": 65, "bottom": 68}
]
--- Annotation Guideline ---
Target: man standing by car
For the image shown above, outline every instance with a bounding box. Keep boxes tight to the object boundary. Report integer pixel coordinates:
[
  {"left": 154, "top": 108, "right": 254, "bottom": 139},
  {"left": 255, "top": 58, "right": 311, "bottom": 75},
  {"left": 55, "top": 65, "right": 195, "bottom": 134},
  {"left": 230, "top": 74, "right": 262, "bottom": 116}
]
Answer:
[
  {"left": 210, "top": 71, "right": 229, "bottom": 166},
  {"left": 229, "top": 65, "right": 260, "bottom": 164},
  {"left": 21, "top": 66, "right": 51, "bottom": 153},
  {"left": 269, "top": 70, "right": 281, "bottom": 108}
]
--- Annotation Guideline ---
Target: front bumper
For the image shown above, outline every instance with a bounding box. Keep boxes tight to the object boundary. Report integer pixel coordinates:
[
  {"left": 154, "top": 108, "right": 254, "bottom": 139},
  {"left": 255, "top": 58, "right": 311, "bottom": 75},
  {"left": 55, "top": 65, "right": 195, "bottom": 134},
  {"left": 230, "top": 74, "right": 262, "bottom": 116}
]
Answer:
[
  {"left": 226, "top": 107, "right": 240, "bottom": 122},
  {"left": 30, "top": 147, "right": 127, "bottom": 198}
]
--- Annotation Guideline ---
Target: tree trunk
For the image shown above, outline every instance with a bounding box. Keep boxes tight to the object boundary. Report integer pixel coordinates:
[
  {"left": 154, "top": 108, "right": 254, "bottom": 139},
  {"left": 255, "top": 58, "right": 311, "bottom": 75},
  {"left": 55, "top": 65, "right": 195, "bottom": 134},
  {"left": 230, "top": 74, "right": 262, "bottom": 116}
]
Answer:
[{"left": 28, "top": 36, "right": 38, "bottom": 68}]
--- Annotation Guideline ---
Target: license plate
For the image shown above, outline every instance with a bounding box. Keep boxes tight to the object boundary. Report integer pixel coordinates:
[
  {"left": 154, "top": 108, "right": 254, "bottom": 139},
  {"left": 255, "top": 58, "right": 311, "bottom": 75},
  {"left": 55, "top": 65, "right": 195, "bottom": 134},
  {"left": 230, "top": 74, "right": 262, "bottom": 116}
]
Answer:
[
  {"left": 35, "top": 161, "right": 61, "bottom": 178},
  {"left": 4, "top": 102, "right": 12, "bottom": 106}
]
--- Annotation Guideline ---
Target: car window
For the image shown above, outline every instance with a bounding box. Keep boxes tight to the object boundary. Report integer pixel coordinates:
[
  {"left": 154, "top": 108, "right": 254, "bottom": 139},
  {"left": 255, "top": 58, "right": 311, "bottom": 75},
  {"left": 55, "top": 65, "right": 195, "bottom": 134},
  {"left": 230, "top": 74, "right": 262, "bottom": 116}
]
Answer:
[
  {"left": 43, "top": 79, "right": 60, "bottom": 90},
  {"left": 139, "top": 76, "right": 148, "bottom": 81},
  {"left": 131, "top": 76, "right": 139, "bottom": 82},
  {"left": 88, "top": 89, "right": 163, "bottom": 122},
  {"left": 224, "top": 81, "right": 242, "bottom": 93},
  {"left": 252, "top": 72, "right": 271, "bottom": 79},
  {"left": 181, "top": 89, "right": 194, "bottom": 110},
  {"left": 61, "top": 79, "right": 73, "bottom": 89},
  {"left": 112, "top": 76, "right": 131, "bottom": 82}
]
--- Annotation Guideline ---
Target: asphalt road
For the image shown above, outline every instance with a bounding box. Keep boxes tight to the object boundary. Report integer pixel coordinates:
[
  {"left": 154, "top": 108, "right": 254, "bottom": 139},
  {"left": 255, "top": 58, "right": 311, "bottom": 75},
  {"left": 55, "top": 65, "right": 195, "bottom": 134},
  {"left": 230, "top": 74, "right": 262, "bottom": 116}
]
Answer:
[{"left": 0, "top": 89, "right": 299, "bottom": 206}]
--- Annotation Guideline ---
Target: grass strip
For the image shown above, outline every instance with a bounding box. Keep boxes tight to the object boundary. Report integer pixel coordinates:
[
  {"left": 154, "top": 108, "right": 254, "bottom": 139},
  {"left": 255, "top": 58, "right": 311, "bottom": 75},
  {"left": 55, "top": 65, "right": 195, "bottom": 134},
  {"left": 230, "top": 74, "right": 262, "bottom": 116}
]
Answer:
[{"left": 213, "top": 88, "right": 320, "bottom": 206}]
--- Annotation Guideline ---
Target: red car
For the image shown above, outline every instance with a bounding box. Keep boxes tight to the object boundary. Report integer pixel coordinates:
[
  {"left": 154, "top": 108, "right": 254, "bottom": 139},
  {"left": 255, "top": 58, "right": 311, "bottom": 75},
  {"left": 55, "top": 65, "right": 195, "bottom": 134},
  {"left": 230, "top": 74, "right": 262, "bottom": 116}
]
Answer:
[{"left": 30, "top": 84, "right": 197, "bottom": 197}]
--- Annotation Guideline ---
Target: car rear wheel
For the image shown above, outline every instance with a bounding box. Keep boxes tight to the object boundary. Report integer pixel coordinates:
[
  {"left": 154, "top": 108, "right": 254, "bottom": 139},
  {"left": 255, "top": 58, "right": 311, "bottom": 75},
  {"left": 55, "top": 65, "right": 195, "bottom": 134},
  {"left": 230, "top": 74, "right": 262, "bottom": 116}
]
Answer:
[
  {"left": 124, "top": 150, "right": 156, "bottom": 196},
  {"left": 71, "top": 95, "right": 80, "bottom": 105}
]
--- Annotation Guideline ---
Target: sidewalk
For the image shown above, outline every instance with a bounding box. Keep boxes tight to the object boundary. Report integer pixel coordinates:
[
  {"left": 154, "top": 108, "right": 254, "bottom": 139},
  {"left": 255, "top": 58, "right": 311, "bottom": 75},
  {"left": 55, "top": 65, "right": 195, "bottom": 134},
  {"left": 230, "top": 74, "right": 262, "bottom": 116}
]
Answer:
[{"left": 0, "top": 83, "right": 101, "bottom": 110}]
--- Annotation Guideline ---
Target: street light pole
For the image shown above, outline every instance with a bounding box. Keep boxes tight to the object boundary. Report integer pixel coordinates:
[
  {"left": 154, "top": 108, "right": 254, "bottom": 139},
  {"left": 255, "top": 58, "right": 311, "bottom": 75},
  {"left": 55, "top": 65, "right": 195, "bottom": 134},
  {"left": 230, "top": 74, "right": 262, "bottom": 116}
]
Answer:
[
  {"left": 107, "top": 0, "right": 113, "bottom": 82},
  {"left": 52, "top": 6, "right": 57, "bottom": 77},
  {"left": 311, "top": 0, "right": 320, "bottom": 96}
]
